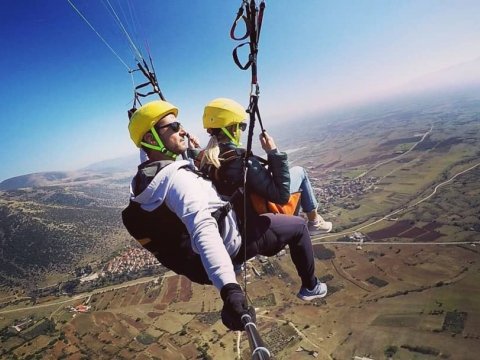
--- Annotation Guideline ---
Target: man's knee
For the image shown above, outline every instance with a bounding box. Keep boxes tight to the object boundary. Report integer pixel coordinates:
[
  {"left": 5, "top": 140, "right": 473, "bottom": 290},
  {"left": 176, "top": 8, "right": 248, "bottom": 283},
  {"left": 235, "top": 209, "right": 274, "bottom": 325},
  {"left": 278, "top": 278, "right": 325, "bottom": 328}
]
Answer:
[{"left": 276, "top": 214, "right": 309, "bottom": 236}]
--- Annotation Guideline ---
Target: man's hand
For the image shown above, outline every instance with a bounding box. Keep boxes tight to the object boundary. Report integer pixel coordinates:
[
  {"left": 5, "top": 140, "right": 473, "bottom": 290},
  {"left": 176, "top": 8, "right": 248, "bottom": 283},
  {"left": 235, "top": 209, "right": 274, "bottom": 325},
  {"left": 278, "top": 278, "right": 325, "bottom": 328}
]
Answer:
[
  {"left": 259, "top": 131, "right": 277, "bottom": 152},
  {"left": 220, "top": 283, "right": 256, "bottom": 331}
]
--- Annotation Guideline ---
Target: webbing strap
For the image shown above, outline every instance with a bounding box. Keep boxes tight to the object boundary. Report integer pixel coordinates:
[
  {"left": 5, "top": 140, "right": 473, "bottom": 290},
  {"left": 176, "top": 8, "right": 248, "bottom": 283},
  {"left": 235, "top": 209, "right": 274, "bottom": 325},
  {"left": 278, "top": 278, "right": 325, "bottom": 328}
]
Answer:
[
  {"left": 136, "top": 60, "right": 165, "bottom": 100},
  {"left": 128, "top": 60, "right": 166, "bottom": 119},
  {"left": 230, "top": 2, "right": 251, "bottom": 41},
  {"left": 230, "top": 0, "right": 265, "bottom": 85},
  {"left": 230, "top": 1, "right": 267, "bottom": 158}
]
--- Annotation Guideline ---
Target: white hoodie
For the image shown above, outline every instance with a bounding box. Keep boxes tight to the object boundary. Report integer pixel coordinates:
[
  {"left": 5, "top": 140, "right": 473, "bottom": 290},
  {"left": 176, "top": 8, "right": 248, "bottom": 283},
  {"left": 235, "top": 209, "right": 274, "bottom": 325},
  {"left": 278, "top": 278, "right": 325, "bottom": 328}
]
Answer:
[{"left": 130, "top": 160, "right": 242, "bottom": 289}]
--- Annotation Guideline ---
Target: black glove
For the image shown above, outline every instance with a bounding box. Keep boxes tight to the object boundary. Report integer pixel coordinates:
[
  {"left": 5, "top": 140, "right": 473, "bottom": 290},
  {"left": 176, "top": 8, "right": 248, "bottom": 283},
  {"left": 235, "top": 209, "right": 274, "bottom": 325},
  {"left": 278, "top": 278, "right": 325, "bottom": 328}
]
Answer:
[{"left": 220, "top": 283, "right": 256, "bottom": 331}]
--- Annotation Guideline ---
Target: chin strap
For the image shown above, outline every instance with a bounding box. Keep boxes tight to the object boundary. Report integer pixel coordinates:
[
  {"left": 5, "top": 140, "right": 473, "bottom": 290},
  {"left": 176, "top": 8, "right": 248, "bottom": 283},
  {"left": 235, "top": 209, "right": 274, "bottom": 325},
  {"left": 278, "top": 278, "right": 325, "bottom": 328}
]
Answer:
[
  {"left": 140, "top": 126, "right": 177, "bottom": 159},
  {"left": 221, "top": 124, "right": 242, "bottom": 147}
]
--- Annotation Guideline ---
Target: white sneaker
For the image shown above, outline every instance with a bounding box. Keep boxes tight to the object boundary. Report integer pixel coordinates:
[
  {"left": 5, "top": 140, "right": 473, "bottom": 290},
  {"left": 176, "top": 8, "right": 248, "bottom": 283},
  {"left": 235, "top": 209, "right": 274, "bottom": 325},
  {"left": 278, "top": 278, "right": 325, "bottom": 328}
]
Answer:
[
  {"left": 297, "top": 278, "right": 328, "bottom": 301},
  {"left": 308, "top": 216, "right": 332, "bottom": 233}
]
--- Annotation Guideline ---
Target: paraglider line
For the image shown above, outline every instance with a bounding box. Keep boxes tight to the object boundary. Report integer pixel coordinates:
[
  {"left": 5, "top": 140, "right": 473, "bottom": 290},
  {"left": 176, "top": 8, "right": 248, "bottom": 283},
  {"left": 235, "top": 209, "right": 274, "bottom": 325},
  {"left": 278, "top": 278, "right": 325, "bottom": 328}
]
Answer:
[{"left": 66, "top": 0, "right": 132, "bottom": 71}]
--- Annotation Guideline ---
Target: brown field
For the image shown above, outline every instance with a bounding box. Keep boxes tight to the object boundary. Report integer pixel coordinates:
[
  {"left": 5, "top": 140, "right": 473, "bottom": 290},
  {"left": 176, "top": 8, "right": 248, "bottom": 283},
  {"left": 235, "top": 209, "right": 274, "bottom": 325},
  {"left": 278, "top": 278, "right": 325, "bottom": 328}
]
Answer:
[
  {"left": 415, "top": 230, "right": 444, "bottom": 242},
  {"left": 141, "top": 284, "right": 161, "bottom": 305},
  {"left": 120, "top": 284, "right": 139, "bottom": 307},
  {"left": 147, "top": 311, "right": 161, "bottom": 319},
  {"left": 365, "top": 220, "right": 446, "bottom": 242},
  {"left": 93, "top": 290, "right": 115, "bottom": 310},
  {"left": 178, "top": 276, "right": 192, "bottom": 302},
  {"left": 117, "top": 313, "right": 147, "bottom": 331},
  {"left": 399, "top": 226, "right": 429, "bottom": 238},
  {"left": 154, "top": 303, "right": 168, "bottom": 311},
  {"left": 423, "top": 222, "right": 442, "bottom": 231},
  {"left": 366, "top": 220, "right": 412, "bottom": 240},
  {"left": 161, "top": 276, "right": 179, "bottom": 304}
]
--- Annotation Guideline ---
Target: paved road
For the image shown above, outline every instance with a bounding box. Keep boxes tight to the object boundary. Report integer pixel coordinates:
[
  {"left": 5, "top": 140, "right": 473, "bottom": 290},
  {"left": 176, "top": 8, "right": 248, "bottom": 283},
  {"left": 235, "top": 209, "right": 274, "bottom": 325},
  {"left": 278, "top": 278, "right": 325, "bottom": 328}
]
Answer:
[{"left": 0, "top": 276, "right": 159, "bottom": 315}]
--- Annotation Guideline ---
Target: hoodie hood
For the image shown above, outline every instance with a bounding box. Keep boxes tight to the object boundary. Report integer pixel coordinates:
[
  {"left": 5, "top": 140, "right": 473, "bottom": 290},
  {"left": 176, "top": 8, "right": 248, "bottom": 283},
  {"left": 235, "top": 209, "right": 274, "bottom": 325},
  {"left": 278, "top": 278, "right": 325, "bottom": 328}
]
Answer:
[{"left": 130, "top": 159, "right": 192, "bottom": 212}]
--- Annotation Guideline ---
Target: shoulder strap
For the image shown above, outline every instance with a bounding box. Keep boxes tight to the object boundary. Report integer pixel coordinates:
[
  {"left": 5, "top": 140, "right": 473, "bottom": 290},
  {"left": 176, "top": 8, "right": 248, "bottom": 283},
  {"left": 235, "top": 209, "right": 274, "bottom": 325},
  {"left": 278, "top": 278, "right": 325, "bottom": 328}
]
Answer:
[
  {"left": 221, "top": 147, "right": 268, "bottom": 166},
  {"left": 252, "top": 154, "right": 267, "bottom": 165},
  {"left": 204, "top": 148, "right": 245, "bottom": 184},
  {"left": 220, "top": 148, "right": 245, "bottom": 162}
]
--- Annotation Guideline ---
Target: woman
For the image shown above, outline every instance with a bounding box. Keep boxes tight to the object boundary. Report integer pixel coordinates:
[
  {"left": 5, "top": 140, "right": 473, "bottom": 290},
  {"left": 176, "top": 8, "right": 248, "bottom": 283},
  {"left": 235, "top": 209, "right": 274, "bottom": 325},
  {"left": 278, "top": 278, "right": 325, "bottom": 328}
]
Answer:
[{"left": 200, "top": 97, "right": 332, "bottom": 233}]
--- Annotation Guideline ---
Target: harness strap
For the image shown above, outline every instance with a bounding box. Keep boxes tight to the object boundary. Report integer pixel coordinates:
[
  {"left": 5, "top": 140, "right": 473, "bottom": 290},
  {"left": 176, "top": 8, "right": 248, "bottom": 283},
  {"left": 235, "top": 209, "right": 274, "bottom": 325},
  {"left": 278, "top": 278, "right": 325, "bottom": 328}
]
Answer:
[
  {"left": 219, "top": 148, "right": 267, "bottom": 166},
  {"left": 135, "top": 60, "right": 165, "bottom": 100},
  {"left": 230, "top": 1, "right": 265, "bottom": 78},
  {"left": 230, "top": 2, "right": 251, "bottom": 41},
  {"left": 232, "top": 42, "right": 253, "bottom": 70},
  {"left": 211, "top": 201, "right": 233, "bottom": 224},
  {"left": 128, "top": 60, "right": 166, "bottom": 119}
]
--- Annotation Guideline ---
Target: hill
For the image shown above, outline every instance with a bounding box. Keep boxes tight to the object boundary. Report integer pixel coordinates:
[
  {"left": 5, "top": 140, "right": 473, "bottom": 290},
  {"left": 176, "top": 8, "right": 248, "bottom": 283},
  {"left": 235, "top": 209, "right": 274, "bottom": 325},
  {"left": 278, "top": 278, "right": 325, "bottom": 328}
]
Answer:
[
  {"left": 0, "top": 172, "right": 74, "bottom": 191},
  {"left": 0, "top": 155, "right": 138, "bottom": 191},
  {"left": 81, "top": 153, "right": 138, "bottom": 173},
  {"left": 0, "top": 172, "right": 135, "bottom": 290}
]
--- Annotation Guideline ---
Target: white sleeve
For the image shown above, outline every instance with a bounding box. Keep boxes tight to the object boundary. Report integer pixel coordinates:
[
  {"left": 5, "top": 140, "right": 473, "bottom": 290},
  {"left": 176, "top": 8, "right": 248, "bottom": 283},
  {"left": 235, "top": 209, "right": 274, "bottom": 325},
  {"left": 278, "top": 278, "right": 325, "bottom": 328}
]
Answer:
[{"left": 164, "top": 169, "right": 237, "bottom": 290}]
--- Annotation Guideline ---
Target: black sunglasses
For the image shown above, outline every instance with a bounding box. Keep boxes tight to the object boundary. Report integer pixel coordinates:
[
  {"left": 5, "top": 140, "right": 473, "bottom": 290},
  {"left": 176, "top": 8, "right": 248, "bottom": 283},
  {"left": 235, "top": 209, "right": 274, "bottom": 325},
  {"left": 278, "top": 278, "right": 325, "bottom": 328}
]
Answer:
[
  {"left": 156, "top": 121, "right": 182, "bottom": 133},
  {"left": 238, "top": 122, "right": 247, "bottom": 131}
]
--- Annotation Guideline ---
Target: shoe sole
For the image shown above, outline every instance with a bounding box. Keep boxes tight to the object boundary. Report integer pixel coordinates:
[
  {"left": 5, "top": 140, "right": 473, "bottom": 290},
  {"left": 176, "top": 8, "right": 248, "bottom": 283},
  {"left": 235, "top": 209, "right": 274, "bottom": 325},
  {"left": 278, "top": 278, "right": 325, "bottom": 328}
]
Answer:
[
  {"left": 296, "top": 290, "right": 328, "bottom": 301},
  {"left": 309, "top": 229, "right": 332, "bottom": 234},
  {"left": 308, "top": 227, "right": 332, "bottom": 234},
  {"left": 308, "top": 222, "right": 333, "bottom": 234}
]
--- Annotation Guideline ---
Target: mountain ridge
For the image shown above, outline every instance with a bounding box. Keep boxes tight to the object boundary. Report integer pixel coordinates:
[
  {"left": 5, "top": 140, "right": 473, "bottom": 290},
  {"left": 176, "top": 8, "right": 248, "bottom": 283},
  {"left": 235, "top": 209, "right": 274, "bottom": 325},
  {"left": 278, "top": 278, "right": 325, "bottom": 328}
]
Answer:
[{"left": 0, "top": 154, "right": 138, "bottom": 191}]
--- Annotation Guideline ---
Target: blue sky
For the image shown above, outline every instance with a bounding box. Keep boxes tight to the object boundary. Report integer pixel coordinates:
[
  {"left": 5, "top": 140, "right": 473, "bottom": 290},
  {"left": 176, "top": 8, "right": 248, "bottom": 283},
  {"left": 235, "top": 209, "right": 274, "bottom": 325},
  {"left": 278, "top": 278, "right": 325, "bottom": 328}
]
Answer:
[{"left": 0, "top": 0, "right": 479, "bottom": 181}]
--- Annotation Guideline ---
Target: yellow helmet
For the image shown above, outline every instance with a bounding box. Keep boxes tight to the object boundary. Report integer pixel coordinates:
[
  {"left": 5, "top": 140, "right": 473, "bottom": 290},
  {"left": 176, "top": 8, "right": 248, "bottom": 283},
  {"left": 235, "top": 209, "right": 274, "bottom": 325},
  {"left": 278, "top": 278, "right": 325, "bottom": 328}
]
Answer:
[
  {"left": 128, "top": 100, "right": 178, "bottom": 147},
  {"left": 203, "top": 98, "right": 247, "bottom": 129}
]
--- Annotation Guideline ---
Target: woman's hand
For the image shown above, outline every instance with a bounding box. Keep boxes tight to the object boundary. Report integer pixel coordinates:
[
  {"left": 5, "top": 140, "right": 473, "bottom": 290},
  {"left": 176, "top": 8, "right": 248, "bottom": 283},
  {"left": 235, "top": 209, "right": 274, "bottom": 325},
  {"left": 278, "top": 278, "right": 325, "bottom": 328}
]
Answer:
[{"left": 259, "top": 131, "right": 277, "bottom": 152}]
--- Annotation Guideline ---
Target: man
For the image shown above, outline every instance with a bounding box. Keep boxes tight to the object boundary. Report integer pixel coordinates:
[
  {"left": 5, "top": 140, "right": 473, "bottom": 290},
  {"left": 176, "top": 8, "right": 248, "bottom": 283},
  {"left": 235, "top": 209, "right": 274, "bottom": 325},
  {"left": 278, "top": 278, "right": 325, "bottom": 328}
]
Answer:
[{"left": 122, "top": 100, "right": 327, "bottom": 331}]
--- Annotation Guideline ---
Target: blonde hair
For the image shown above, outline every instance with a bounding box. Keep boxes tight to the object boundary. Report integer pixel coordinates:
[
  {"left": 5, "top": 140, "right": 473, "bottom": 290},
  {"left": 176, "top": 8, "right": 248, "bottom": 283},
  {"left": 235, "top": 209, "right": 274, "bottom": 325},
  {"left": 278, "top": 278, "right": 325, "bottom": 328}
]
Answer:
[
  {"left": 200, "top": 125, "right": 237, "bottom": 170},
  {"left": 200, "top": 135, "right": 222, "bottom": 169}
]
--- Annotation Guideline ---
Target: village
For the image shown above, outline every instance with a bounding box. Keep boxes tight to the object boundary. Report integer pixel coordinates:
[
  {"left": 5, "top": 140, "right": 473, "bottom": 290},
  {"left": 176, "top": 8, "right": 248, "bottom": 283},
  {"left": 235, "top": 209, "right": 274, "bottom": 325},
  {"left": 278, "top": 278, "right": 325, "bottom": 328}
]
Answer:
[
  {"left": 25, "top": 247, "right": 163, "bottom": 301},
  {"left": 72, "top": 247, "right": 164, "bottom": 294},
  {"left": 100, "top": 247, "right": 160, "bottom": 277},
  {"left": 313, "top": 174, "right": 378, "bottom": 206}
]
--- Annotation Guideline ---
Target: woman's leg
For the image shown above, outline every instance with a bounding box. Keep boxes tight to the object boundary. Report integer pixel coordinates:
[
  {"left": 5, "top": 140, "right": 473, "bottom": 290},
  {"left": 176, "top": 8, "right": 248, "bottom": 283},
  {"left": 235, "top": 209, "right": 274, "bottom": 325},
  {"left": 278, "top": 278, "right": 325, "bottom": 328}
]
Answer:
[
  {"left": 290, "top": 166, "right": 332, "bottom": 232},
  {"left": 233, "top": 213, "right": 316, "bottom": 289},
  {"left": 289, "top": 166, "right": 318, "bottom": 213}
]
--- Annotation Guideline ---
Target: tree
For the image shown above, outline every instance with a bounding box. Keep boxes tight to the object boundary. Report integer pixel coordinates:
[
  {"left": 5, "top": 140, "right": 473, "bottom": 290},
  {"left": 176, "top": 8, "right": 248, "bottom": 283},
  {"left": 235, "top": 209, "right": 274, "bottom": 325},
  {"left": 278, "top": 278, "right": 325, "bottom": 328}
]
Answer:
[{"left": 384, "top": 345, "right": 398, "bottom": 358}]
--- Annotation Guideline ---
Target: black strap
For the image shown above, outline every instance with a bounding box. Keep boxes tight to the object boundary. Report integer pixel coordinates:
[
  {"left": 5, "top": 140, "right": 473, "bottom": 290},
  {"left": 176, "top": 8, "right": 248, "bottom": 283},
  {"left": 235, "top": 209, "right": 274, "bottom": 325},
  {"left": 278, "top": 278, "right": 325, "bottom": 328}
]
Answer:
[
  {"left": 211, "top": 201, "right": 233, "bottom": 224},
  {"left": 220, "top": 148, "right": 267, "bottom": 166},
  {"left": 232, "top": 42, "right": 253, "bottom": 70},
  {"left": 230, "top": 0, "right": 265, "bottom": 83},
  {"left": 230, "top": 1, "right": 267, "bottom": 158},
  {"left": 127, "top": 59, "right": 166, "bottom": 119},
  {"left": 230, "top": 2, "right": 251, "bottom": 41},
  {"left": 136, "top": 60, "right": 165, "bottom": 100}
]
